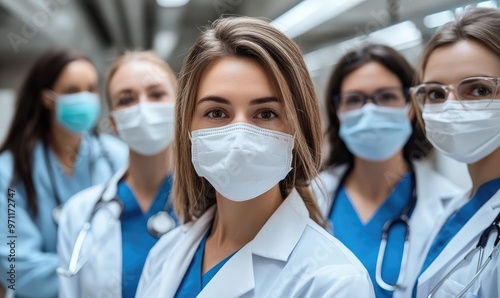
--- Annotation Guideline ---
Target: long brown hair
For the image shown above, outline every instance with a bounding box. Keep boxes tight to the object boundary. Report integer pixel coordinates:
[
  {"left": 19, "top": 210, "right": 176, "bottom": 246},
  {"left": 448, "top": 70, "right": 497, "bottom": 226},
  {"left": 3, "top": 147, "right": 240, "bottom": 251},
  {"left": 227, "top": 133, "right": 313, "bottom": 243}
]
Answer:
[
  {"left": 0, "top": 49, "right": 91, "bottom": 218},
  {"left": 174, "top": 17, "right": 326, "bottom": 227},
  {"left": 324, "top": 43, "right": 432, "bottom": 168}
]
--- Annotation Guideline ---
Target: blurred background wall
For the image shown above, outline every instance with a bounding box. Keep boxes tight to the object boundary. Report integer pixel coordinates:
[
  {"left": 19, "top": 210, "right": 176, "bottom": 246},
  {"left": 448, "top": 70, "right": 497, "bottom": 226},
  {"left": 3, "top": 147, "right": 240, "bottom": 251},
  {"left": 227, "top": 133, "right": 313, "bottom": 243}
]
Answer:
[{"left": 2, "top": 0, "right": 492, "bottom": 189}]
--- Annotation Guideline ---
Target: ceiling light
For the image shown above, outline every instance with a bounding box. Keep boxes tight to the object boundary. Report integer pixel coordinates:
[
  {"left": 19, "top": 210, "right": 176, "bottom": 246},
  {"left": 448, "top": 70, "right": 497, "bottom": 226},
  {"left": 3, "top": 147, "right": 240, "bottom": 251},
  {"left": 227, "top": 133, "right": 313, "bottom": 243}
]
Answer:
[
  {"left": 156, "top": 0, "right": 189, "bottom": 8},
  {"left": 271, "top": 0, "right": 366, "bottom": 39},
  {"left": 423, "top": 10, "right": 455, "bottom": 28}
]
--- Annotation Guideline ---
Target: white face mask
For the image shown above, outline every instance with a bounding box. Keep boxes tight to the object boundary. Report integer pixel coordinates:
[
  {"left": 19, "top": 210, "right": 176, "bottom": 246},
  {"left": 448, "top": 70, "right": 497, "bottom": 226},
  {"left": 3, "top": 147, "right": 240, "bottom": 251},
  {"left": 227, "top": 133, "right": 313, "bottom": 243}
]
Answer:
[
  {"left": 338, "top": 104, "right": 412, "bottom": 162},
  {"left": 423, "top": 100, "right": 500, "bottom": 163},
  {"left": 191, "top": 123, "right": 294, "bottom": 202},
  {"left": 111, "top": 102, "right": 175, "bottom": 156}
]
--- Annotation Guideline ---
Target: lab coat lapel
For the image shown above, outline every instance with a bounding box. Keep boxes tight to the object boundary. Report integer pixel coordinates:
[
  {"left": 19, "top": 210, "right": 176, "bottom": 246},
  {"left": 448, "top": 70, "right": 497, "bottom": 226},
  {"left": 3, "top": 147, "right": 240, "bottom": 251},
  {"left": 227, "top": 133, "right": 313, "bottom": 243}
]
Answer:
[
  {"left": 419, "top": 190, "right": 500, "bottom": 287},
  {"left": 198, "top": 189, "right": 309, "bottom": 298},
  {"left": 410, "top": 161, "right": 461, "bottom": 256},
  {"left": 157, "top": 207, "right": 215, "bottom": 297},
  {"left": 315, "top": 165, "right": 348, "bottom": 217},
  {"left": 198, "top": 244, "right": 255, "bottom": 298}
]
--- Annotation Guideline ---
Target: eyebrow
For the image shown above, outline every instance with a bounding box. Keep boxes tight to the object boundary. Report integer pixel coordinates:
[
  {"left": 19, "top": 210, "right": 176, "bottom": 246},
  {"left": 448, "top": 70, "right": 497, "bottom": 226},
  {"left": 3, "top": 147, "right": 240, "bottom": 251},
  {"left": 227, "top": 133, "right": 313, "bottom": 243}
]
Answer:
[{"left": 197, "top": 96, "right": 279, "bottom": 105}]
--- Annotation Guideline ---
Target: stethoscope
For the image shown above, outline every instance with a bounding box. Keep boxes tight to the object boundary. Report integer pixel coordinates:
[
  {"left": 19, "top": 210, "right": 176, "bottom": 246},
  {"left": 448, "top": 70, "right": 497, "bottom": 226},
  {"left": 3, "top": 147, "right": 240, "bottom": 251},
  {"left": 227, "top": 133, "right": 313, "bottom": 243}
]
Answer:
[
  {"left": 328, "top": 165, "right": 417, "bottom": 292},
  {"left": 43, "top": 132, "right": 115, "bottom": 224},
  {"left": 57, "top": 174, "right": 176, "bottom": 278},
  {"left": 427, "top": 210, "right": 500, "bottom": 298}
]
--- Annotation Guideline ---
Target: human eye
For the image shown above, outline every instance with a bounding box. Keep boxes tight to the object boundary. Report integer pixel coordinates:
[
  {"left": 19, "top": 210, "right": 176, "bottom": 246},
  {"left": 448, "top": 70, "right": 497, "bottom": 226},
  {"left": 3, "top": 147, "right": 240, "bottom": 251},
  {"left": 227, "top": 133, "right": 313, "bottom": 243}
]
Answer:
[
  {"left": 204, "top": 108, "right": 228, "bottom": 119},
  {"left": 461, "top": 84, "right": 493, "bottom": 99},
  {"left": 377, "top": 91, "right": 398, "bottom": 102},
  {"left": 255, "top": 109, "right": 278, "bottom": 120},
  {"left": 116, "top": 95, "right": 136, "bottom": 107},
  {"left": 148, "top": 89, "right": 168, "bottom": 101},
  {"left": 426, "top": 86, "right": 447, "bottom": 101},
  {"left": 342, "top": 94, "right": 363, "bottom": 106}
]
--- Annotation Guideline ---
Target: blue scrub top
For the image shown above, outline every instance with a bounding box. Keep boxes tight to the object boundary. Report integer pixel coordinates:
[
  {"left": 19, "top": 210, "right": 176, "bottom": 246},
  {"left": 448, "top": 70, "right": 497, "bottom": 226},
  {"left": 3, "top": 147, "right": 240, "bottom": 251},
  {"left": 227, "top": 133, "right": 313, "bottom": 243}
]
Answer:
[
  {"left": 118, "top": 174, "right": 176, "bottom": 298},
  {"left": 412, "top": 178, "right": 500, "bottom": 297},
  {"left": 0, "top": 133, "right": 128, "bottom": 298},
  {"left": 175, "top": 228, "right": 237, "bottom": 298},
  {"left": 330, "top": 172, "right": 413, "bottom": 298}
]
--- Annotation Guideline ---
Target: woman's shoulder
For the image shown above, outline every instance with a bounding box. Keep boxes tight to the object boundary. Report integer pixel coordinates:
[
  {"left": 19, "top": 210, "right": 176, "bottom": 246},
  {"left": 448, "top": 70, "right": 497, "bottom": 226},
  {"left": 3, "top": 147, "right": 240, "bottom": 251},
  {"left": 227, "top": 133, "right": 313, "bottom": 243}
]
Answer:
[
  {"left": 92, "top": 133, "right": 128, "bottom": 167},
  {"left": 286, "top": 219, "right": 374, "bottom": 296},
  {"left": 300, "top": 219, "right": 367, "bottom": 271}
]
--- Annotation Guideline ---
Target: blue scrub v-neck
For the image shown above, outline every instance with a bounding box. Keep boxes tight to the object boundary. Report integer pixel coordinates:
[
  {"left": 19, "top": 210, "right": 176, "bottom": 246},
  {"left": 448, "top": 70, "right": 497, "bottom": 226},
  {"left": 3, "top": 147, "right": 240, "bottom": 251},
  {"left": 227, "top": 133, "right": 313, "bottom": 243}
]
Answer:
[
  {"left": 330, "top": 172, "right": 413, "bottom": 298},
  {"left": 175, "top": 228, "right": 237, "bottom": 298},
  {"left": 118, "top": 174, "right": 174, "bottom": 298},
  {"left": 412, "top": 178, "right": 500, "bottom": 298}
]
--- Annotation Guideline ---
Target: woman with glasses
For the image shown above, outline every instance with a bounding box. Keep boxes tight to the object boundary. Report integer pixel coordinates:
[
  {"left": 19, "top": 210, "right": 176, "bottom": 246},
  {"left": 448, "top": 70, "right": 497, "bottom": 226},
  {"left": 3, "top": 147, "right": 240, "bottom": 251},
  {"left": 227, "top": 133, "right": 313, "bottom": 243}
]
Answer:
[
  {"left": 411, "top": 8, "right": 500, "bottom": 298},
  {"left": 313, "top": 43, "right": 460, "bottom": 298}
]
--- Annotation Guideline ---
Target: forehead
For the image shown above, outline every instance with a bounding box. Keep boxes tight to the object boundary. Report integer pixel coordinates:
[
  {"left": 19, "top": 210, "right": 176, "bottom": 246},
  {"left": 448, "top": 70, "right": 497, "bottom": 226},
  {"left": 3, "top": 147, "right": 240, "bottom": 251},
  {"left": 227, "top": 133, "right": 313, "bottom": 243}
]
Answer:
[
  {"left": 109, "top": 60, "right": 171, "bottom": 92},
  {"left": 423, "top": 39, "right": 500, "bottom": 84},
  {"left": 341, "top": 61, "right": 402, "bottom": 93},
  {"left": 196, "top": 57, "right": 277, "bottom": 101},
  {"left": 55, "top": 60, "right": 97, "bottom": 83}
]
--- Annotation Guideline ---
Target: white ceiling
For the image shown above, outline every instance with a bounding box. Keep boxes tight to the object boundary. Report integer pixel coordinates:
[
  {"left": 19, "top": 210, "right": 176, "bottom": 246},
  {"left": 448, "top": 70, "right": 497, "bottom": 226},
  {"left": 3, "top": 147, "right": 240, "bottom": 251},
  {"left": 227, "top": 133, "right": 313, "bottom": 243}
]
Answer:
[{"left": 0, "top": 0, "right": 496, "bottom": 89}]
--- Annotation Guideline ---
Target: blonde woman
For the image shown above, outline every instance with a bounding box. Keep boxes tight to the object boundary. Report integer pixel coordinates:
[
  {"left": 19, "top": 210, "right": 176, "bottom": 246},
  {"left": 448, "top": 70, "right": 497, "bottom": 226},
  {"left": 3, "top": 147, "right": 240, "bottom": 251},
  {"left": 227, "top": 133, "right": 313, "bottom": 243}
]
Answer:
[
  {"left": 137, "top": 17, "right": 374, "bottom": 297},
  {"left": 58, "top": 51, "right": 178, "bottom": 298}
]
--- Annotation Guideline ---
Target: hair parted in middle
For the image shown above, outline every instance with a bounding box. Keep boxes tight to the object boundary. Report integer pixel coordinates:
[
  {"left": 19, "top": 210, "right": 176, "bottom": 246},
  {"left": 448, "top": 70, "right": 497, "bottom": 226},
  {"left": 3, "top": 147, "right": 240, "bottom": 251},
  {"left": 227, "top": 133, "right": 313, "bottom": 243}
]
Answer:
[{"left": 173, "top": 16, "right": 326, "bottom": 227}]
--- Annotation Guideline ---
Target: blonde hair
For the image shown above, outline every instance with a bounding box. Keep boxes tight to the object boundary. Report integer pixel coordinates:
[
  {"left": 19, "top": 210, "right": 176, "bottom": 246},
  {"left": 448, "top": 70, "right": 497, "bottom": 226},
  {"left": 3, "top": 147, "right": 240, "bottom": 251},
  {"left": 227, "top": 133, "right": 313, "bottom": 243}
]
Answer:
[
  {"left": 105, "top": 50, "right": 177, "bottom": 104},
  {"left": 174, "top": 17, "right": 326, "bottom": 227},
  {"left": 412, "top": 7, "right": 500, "bottom": 128}
]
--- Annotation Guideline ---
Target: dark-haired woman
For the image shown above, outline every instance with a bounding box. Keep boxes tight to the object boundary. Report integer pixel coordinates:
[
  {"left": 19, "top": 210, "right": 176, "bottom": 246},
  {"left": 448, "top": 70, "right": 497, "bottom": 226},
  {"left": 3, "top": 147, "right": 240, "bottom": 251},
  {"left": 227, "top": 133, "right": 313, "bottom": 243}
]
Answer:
[
  {"left": 0, "top": 49, "right": 127, "bottom": 297},
  {"left": 313, "top": 43, "right": 460, "bottom": 298}
]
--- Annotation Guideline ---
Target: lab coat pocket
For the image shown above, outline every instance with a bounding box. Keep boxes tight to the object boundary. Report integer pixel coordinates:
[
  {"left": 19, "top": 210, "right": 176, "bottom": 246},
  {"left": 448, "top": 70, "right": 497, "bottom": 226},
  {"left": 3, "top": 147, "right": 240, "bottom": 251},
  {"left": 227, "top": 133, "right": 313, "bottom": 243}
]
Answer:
[{"left": 440, "top": 279, "right": 478, "bottom": 298}]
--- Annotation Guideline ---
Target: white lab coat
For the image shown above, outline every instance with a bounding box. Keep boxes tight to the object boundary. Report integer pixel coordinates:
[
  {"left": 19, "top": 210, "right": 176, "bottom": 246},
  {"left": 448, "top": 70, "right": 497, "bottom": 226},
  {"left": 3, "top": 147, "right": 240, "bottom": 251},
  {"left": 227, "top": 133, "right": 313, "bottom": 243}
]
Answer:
[
  {"left": 312, "top": 161, "right": 462, "bottom": 298},
  {"left": 136, "top": 188, "right": 375, "bottom": 298},
  {"left": 57, "top": 166, "right": 128, "bottom": 298},
  {"left": 416, "top": 188, "right": 500, "bottom": 298}
]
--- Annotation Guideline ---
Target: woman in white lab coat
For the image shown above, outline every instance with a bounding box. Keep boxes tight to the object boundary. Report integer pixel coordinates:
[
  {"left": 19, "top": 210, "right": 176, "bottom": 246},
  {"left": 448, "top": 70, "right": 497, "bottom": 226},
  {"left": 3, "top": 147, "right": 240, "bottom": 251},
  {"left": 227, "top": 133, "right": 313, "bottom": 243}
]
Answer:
[
  {"left": 58, "top": 51, "right": 178, "bottom": 298},
  {"left": 312, "top": 43, "right": 461, "bottom": 298},
  {"left": 0, "top": 49, "right": 127, "bottom": 297},
  {"left": 137, "top": 17, "right": 374, "bottom": 298},
  {"left": 411, "top": 7, "right": 500, "bottom": 298}
]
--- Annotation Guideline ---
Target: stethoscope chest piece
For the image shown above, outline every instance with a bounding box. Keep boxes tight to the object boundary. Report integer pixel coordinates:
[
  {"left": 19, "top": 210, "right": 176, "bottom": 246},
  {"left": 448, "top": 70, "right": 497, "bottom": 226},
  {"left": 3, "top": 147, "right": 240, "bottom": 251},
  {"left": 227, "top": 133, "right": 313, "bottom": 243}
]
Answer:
[
  {"left": 53, "top": 205, "right": 63, "bottom": 224},
  {"left": 147, "top": 211, "right": 176, "bottom": 238}
]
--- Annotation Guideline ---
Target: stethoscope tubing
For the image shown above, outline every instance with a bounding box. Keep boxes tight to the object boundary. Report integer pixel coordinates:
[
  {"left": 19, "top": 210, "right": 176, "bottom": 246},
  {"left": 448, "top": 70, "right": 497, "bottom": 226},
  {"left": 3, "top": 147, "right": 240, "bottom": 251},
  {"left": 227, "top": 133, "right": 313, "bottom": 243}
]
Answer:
[{"left": 328, "top": 163, "right": 417, "bottom": 291}]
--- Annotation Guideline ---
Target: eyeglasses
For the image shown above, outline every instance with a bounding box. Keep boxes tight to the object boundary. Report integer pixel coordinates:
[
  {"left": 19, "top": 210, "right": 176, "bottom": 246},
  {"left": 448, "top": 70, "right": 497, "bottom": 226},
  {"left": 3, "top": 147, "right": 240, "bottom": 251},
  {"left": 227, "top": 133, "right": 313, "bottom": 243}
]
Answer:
[
  {"left": 411, "top": 77, "right": 500, "bottom": 106},
  {"left": 337, "top": 87, "right": 407, "bottom": 112}
]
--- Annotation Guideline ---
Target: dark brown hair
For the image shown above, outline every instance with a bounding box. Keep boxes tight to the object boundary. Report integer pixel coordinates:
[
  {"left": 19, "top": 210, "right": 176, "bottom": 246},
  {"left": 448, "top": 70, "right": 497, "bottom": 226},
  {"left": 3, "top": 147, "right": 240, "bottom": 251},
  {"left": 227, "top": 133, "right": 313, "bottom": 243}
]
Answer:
[
  {"left": 324, "top": 43, "right": 432, "bottom": 168},
  {"left": 174, "top": 17, "right": 326, "bottom": 228},
  {"left": 0, "top": 49, "right": 91, "bottom": 217}
]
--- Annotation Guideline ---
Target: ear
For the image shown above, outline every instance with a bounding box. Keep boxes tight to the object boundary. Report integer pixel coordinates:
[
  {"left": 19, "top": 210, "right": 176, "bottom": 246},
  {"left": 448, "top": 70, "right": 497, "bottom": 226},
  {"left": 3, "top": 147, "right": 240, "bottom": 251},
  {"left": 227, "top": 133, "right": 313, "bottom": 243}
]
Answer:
[
  {"left": 40, "top": 90, "right": 55, "bottom": 110},
  {"left": 407, "top": 102, "right": 415, "bottom": 122},
  {"left": 109, "top": 115, "right": 118, "bottom": 135}
]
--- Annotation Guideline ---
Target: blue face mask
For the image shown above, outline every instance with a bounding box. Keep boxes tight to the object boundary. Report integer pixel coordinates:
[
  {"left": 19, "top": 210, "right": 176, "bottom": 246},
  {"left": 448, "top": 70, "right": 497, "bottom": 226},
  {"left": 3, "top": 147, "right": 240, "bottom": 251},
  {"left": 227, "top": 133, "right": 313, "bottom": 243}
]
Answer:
[
  {"left": 338, "top": 103, "right": 412, "bottom": 162},
  {"left": 52, "top": 91, "right": 101, "bottom": 133}
]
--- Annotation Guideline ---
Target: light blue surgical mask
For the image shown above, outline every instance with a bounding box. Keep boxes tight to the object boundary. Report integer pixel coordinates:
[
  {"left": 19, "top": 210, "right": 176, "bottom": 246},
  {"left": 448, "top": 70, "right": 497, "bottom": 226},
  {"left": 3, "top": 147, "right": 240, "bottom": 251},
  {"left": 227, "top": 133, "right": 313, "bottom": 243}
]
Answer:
[
  {"left": 338, "top": 103, "right": 412, "bottom": 161},
  {"left": 50, "top": 91, "right": 101, "bottom": 133}
]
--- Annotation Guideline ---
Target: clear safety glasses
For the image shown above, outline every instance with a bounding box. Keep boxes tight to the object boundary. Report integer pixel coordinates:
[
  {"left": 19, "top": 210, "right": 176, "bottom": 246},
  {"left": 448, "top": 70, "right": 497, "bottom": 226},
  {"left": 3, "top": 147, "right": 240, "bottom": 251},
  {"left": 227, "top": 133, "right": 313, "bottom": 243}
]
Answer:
[{"left": 411, "top": 77, "right": 500, "bottom": 107}]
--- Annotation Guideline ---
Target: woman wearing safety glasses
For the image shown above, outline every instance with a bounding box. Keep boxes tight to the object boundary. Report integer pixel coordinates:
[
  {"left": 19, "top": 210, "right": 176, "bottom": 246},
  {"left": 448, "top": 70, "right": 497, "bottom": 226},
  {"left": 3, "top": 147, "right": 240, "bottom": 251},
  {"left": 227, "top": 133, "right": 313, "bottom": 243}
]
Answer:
[
  {"left": 137, "top": 17, "right": 374, "bottom": 297},
  {"left": 0, "top": 49, "right": 127, "bottom": 297},
  {"left": 58, "top": 51, "right": 178, "bottom": 298},
  {"left": 313, "top": 43, "right": 460, "bottom": 298},
  {"left": 411, "top": 8, "right": 500, "bottom": 298}
]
